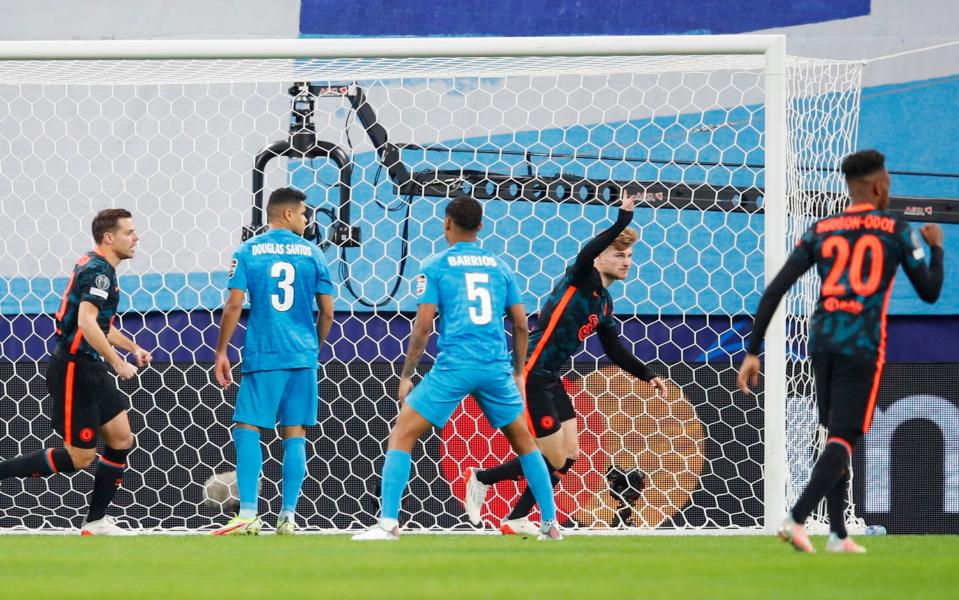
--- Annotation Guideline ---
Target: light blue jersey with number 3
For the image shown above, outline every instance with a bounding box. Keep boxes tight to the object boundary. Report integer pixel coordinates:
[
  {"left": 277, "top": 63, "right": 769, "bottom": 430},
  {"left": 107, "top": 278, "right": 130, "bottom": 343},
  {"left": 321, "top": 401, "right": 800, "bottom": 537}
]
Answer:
[
  {"left": 416, "top": 241, "right": 522, "bottom": 371},
  {"left": 228, "top": 228, "right": 334, "bottom": 373}
]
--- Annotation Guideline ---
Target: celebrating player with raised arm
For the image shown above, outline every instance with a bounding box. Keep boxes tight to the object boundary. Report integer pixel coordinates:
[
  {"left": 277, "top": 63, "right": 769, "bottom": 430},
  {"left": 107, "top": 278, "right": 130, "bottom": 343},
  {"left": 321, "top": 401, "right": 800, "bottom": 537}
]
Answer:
[
  {"left": 353, "top": 195, "right": 561, "bottom": 541},
  {"left": 0, "top": 209, "right": 150, "bottom": 535},
  {"left": 212, "top": 188, "right": 335, "bottom": 536},
  {"left": 464, "top": 193, "right": 668, "bottom": 535},
  {"left": 738, "top": 149, "right": 944, "bottom": 553}
]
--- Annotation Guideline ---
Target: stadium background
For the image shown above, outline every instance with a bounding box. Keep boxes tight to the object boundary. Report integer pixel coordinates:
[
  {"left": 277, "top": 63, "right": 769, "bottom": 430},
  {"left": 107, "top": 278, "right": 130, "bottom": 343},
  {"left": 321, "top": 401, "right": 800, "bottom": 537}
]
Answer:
[{"left": 0, "top": 0, "right": 956, "bottom": 533}]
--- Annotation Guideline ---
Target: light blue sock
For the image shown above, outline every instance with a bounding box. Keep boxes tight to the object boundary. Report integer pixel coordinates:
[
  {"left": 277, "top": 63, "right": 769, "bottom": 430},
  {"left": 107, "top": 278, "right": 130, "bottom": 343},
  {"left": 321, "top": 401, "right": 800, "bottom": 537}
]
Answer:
[
  {"left": 232, "top": 428, "right": 262, "bottom": 518},
  {"left": 279, "top": 436, "right": 307, "bottom": 521},
  {"left": 380, "top": 449, "right": 412, "bottom": 521},
  {"left": 519, "top": 450, "right": 557, "bottom": 522}
]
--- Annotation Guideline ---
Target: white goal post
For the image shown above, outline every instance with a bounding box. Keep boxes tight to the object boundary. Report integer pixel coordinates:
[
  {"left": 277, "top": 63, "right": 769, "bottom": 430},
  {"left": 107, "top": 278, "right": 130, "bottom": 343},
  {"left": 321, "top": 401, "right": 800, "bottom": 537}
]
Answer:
[{"left": 0, "top": 36, "right": 862, "bottom": 533}]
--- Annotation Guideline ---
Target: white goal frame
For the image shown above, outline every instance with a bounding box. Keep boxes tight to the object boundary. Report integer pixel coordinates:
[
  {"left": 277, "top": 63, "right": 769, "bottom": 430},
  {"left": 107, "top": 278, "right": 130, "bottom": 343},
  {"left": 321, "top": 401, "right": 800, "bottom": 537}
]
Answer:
[{"left": 0, "top": 35, "right": 792, "bottom": 534}]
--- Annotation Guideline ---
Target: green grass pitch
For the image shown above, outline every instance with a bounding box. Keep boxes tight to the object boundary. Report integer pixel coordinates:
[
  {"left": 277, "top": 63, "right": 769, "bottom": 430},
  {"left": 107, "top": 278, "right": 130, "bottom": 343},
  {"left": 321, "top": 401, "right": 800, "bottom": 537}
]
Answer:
[{"left": 2, "top": 534, "right": 957, "bottom": 599}]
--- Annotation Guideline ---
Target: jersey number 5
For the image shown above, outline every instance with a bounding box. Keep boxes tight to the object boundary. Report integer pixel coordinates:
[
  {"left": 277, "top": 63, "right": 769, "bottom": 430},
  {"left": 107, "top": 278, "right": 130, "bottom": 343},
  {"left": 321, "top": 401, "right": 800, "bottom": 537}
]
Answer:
[
  {"left": 271, "top": 261, "right": 295, "bottom": 311},
  {"left": 821, "top": 234, "right": 884, "bottom": 297},
  {"left": 465, "top": 272, "right": 492, "bottom": 325}
]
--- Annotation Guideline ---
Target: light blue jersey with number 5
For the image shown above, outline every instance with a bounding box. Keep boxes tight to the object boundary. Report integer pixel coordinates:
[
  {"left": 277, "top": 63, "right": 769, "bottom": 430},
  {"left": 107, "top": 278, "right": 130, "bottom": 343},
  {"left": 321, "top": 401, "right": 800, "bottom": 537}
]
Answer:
[
  {"left": 228, "top": 228, "right": 334, "bottom": 373},
  {"left": 415, "top": 241, "right": 523, "bottom": 371}
]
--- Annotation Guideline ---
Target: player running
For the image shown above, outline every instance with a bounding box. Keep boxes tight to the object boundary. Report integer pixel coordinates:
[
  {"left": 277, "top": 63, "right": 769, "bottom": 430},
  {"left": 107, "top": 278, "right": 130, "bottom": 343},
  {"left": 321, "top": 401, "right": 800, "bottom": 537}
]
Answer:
[
  {"left": 739, "top": 149, "right": 944, "bottom": 553},
  {"left": 212, "top": 187, "right": 334, "bottom": 535},
  {"left": 464, "top": 193, "right": 668, "bottom": 535},
  {"left": 0, "top": 209, "right": 149, "bottom": 535},
  {"left": 353, "top": 194, "right": 561, "bottom": 541}
]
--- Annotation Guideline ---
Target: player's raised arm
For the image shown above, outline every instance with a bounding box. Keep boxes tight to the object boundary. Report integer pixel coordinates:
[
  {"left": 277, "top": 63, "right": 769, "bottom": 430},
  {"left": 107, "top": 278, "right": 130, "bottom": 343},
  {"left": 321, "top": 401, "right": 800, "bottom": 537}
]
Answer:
[
  {"left": 398, "top": 303, "right": 436, "bottom": 404},
  {"left": 898, "top": 222, "right": 945, "bottom": 303},
  {"left": 596, "top": 320, "right": 667, "bottom": 396},
  {"left": 214, "top": 288, "right": 245, "bottom": 388},
  {"left": 570, "top": 193, "right": 637, "bottom": 280}
]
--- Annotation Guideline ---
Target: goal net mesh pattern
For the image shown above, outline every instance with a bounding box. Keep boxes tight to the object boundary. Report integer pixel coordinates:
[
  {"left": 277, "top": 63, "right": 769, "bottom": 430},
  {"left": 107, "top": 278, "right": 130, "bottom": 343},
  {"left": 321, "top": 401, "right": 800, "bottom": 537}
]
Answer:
[{"left": 0, "top": 50, "right": 862, "bottom": 531}]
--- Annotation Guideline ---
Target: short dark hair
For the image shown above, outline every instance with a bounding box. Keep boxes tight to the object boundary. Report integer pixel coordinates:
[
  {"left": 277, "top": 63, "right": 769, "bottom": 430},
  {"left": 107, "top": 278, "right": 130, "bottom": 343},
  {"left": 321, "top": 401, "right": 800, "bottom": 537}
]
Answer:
[
  {"left": 445, "top": 194, "right": 482, "bottom": 231},
  {"left": 267, "top": 187, "right": 307, "bottom": 220},
  {"left": 841, "top": 149, "right": 886, "bottom": 182},
  {"left": 92, "top": 208, "right": 133, "bottom": 243}
]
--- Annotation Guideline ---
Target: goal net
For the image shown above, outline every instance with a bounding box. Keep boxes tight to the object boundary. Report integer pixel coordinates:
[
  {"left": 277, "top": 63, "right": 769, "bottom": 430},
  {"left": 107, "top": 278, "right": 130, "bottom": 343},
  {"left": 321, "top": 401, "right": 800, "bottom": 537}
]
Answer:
[{"left": 0, "top": 37, "right": 863, "bottom": 532}]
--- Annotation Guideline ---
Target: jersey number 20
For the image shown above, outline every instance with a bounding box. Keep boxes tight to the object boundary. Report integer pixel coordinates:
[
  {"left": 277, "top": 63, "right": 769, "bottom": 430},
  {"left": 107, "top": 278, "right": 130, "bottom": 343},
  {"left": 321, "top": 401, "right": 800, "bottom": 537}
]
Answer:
[
  {"left": 465, "top": 272, "right": 492, "bottom": 325},
  {"left": 821, "top": 234, "right": 884, "bottom": 297},
  {"left": 271, "top": 261, "right": 295, "bottom": 311}
]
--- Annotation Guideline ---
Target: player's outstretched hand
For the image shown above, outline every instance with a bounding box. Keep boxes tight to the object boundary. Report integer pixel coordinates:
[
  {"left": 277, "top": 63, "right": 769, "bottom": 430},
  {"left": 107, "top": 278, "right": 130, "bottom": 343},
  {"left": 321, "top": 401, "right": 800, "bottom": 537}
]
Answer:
[
  {"left": 214, "top": 354, "right": 233, "bottom": 388},
  {"left": 737, "top": 354, "right": 761, "bottom": 394},
  {"left": 112, "top": 360, "right": 138, "bottom": 380},
  {"left": 920, "top": 223, "right": 944, "bottom": 248},
  {"left": 397, "top": 377, "right": 414, "bottom": 406},
  {"left": 133, "top": 347, "right": 153, "bottom": 368},
  {"left": 620, "top": 192, "right": 637, "bottom": 212},
  {"left": 649, "top": 376, "right": 668, "bottom": 398}
]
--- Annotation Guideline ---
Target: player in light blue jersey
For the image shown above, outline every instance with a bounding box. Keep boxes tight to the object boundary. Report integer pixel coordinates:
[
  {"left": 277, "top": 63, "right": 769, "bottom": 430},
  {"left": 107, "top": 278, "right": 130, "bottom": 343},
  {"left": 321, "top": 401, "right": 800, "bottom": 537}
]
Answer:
[
  {"left": 211, "top": 188, "right": 334, "bottom": 535},
  {"left": 353, "top": 195, "right": 561, "bottom": 541}
]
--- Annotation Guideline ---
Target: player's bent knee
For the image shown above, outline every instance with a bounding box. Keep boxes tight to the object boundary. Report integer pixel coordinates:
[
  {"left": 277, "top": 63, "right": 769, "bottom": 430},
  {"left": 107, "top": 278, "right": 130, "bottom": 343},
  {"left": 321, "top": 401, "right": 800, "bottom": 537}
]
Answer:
[
  {"left": 387, "top": 428, "right": 418, "bottom": 452},
  {"left": 100, "top": 428, "right": 134, "bottom": 450},
  {"left": 109, "top": 433, "right": 135, "bottom": 450},
  {"left": 65, "top": 446, "right": 96, "bottom": 469},
  {"left": 541, "top": 448, "right": 567, "bottom": 471}
]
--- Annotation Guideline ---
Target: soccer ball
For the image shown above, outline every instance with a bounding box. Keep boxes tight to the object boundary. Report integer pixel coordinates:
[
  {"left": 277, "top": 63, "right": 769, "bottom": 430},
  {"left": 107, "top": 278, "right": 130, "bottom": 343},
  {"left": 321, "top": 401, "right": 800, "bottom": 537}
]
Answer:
[{"left": 202, "top": 471, "right": 240, "bottom": 512}]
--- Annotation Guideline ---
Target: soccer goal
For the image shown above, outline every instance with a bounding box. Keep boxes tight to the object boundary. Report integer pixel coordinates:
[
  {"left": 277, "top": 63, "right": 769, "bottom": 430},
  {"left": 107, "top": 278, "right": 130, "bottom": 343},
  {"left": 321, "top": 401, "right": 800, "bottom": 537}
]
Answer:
[{"left": 0, "top": 36, "right": 862, "bottom": 533}]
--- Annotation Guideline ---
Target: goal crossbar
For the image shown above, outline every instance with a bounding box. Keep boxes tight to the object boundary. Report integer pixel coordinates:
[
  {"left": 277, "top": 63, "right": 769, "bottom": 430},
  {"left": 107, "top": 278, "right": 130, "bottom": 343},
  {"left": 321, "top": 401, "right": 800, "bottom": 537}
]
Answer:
[{"left": 0, "top": 35, "right": 786, "bottom": 61}]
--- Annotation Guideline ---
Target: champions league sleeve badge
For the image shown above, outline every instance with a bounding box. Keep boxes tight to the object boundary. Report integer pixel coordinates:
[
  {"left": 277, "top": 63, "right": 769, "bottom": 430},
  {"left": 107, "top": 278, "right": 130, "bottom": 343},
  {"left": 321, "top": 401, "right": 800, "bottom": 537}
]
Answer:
[{"left": 90, "top": 274, "right": 111, "bottom": 299}]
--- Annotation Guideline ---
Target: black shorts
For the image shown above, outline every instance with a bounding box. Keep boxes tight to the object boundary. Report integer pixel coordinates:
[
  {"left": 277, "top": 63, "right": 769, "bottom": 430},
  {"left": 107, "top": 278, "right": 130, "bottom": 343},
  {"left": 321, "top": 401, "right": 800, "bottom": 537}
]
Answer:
[
  {"left": 46, "top": 353, "right": 128, "bottom": 449},
  {"left": 525, "top": 373, "right": 576, "bottom": 438},
  {"left": 811, "top": 352, "right": 884, "bottom": 439}
]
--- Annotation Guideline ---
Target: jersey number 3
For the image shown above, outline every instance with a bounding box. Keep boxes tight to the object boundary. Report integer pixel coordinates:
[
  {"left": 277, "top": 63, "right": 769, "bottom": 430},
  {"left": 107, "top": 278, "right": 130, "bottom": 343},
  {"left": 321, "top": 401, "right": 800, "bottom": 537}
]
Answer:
[
  {"left": 465, "top": 272, "right": 492, "bottom": 325},
  {"left": 271, "top": 261, "right": 295, "bottom": 311},
  {"left": 821, "top": 234, "right": 884, "bottom": 297}
]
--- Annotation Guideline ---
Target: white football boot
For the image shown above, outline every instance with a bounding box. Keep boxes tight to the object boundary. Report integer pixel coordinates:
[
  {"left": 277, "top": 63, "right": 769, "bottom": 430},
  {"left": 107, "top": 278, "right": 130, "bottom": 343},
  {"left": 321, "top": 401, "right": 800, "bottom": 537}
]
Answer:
[
  {"left": 80, "top": 516, "right": 137, "bottom": 536},
  {"left": 463, "top": 467, "right": 490, "bottom": 526},
  {"left": 352, "top": 519, "right": 401, "bottom": 541},
  {"left": 500, "top": 516, "right": 541, "bottom": 536}
]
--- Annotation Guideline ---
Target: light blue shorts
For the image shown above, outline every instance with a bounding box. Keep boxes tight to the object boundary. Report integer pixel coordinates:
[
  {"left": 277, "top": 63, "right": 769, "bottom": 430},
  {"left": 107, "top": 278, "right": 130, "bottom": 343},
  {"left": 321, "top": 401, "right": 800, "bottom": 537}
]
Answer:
[
  {"left": 234, "top": 368, "right": 318, "bottom": 428},
  {"left": 406, "top": 366, "right": 523, "bottom": 429}
]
